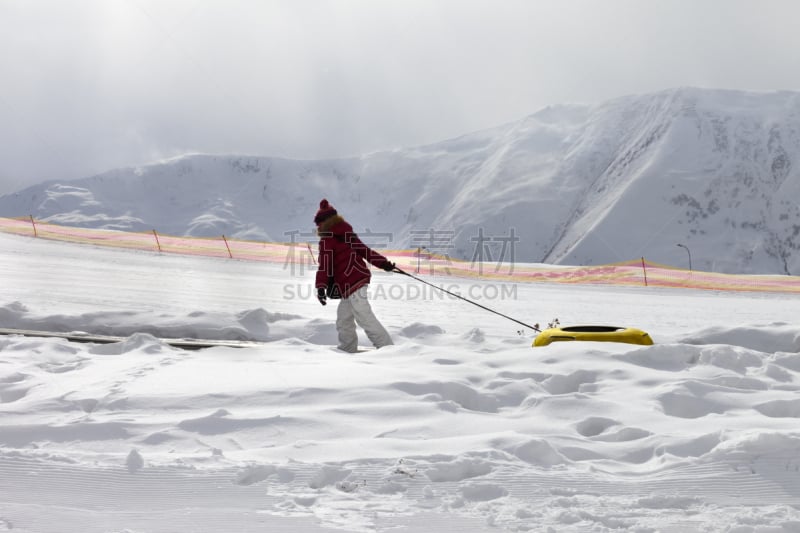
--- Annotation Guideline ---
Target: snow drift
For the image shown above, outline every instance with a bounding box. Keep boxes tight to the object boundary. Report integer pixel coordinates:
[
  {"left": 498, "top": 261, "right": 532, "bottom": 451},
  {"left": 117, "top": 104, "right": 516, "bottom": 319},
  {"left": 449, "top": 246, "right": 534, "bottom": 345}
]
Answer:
[{"left": 1, "top": 231, "right": 800, "bottom": 531}]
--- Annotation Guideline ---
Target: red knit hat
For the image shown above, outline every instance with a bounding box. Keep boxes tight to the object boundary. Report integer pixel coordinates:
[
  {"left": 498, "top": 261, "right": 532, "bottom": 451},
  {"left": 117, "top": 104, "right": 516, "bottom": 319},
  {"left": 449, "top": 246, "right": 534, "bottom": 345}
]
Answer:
[{"left": 314, "top": 199, "right": 338, "bottom": 225}]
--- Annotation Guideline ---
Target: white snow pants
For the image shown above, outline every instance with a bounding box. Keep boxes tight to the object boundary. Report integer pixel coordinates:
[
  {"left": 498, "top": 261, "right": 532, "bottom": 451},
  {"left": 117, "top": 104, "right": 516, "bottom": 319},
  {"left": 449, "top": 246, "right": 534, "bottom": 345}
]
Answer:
[{"left": 336, "top": 286, "right": 393, "bottom": 352}]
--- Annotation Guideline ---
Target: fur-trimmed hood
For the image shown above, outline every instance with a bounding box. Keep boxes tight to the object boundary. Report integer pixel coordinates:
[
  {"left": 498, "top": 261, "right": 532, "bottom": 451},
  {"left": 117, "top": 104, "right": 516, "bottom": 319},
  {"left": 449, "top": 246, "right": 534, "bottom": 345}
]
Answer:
[{"left": 317, "top": 214, "right": 348, "bottom": 236}]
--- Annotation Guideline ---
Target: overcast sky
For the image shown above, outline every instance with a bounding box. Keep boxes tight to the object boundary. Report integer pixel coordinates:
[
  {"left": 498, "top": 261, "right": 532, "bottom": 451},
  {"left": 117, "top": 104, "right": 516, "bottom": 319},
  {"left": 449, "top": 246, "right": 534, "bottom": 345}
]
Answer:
[{"left": 2, "top": 0, "right": 799, "bottom": 195}]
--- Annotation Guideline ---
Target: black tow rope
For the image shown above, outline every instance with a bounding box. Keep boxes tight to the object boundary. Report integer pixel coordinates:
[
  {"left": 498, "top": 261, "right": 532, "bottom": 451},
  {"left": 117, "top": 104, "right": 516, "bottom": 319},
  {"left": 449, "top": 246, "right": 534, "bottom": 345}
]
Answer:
[{"left": 392, "top": 267, "right": 541, "bottom": 333}]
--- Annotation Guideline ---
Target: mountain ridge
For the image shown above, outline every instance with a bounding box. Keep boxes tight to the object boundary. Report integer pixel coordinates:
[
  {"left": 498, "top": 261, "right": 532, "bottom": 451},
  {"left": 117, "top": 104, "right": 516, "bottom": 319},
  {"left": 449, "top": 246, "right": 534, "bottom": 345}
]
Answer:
[{"left": 1, "top": 87, "right": 799, "bottom": 274}]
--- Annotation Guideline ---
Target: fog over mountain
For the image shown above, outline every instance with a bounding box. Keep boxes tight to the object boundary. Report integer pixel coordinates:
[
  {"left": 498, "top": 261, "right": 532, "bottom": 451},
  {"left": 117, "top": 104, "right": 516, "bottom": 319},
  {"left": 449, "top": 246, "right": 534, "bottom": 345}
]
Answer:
[{"left": 2, "top": 87, "right": 799, "bottom": 275}]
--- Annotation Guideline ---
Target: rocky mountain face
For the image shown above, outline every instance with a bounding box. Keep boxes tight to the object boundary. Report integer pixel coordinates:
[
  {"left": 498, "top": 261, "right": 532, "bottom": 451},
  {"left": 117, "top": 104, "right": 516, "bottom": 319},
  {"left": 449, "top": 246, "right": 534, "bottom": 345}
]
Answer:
[{"left": 2, "top": 88, "right": 799, "bottom": 274}]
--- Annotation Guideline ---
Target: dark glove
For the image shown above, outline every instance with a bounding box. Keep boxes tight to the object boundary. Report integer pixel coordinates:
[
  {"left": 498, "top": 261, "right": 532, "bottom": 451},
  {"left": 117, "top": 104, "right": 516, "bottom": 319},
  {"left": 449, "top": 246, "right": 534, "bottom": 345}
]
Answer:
[
  {"left": 317, "top": 287, "right": 327, "bottom": 306},
  {"left": 380, "top": 261, "right": 396, "bottom": 272}
]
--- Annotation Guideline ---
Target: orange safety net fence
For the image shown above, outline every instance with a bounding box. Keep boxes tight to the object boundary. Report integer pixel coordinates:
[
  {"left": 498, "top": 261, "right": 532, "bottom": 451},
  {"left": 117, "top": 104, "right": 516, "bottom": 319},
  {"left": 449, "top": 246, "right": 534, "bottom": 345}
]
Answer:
[{"left": 3, "top": 217, "right": 799, "bottom": 293}]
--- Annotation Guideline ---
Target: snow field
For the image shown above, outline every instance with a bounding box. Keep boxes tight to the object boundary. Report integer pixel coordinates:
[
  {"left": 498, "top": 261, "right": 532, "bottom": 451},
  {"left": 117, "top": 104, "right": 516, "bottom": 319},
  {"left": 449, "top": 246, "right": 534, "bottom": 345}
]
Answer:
[{"left": 1, "top": 232, "right": 800, "bottom": 532}]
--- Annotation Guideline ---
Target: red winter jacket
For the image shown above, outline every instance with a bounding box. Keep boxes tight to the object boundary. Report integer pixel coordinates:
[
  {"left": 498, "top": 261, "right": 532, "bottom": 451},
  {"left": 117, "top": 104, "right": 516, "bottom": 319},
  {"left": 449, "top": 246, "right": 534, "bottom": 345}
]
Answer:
[{"left": 315, "top": 215, "right": 390, "bottom": 299}]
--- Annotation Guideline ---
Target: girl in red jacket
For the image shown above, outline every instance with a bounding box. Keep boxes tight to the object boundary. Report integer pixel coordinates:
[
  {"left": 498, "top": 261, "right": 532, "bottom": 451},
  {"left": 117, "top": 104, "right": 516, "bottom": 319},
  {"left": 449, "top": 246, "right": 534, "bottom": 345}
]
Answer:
[{"left": 314, "top": 199, "right": 395, "bottom": 352}]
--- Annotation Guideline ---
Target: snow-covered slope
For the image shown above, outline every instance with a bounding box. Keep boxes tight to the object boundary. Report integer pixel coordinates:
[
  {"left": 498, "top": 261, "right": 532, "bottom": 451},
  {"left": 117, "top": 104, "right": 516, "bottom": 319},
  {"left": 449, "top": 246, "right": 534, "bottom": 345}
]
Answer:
[
  {"left": 2, "top": 231, "right": 800, "bottom": 531},
  {"left": 2, "top": 88, "right": 799, "bottom": 274}
]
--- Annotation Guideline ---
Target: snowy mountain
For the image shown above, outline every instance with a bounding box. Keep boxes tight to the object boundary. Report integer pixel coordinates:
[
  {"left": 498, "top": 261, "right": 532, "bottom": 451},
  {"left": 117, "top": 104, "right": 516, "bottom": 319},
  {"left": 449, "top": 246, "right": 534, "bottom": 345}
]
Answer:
[{"left": 2, "top": 87, "right": 799, "bottom": 274}]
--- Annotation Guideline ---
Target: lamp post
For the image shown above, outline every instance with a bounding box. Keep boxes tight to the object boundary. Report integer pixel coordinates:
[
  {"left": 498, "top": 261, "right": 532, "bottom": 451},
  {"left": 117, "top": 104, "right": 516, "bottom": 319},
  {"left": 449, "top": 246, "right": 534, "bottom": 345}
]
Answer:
[
  {"left": 676, "top": 243, "right": 692, "bottom": 272},
  {"left": 416, "top": 246, "right": 428, "bottom": 273}
]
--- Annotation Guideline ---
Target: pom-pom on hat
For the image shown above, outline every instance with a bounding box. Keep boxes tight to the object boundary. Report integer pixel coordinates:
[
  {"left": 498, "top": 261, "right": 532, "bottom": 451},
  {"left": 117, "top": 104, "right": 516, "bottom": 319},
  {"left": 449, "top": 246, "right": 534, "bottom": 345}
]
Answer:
[{"left": 314, "top": 199, "right": 338, "bottom": 225}]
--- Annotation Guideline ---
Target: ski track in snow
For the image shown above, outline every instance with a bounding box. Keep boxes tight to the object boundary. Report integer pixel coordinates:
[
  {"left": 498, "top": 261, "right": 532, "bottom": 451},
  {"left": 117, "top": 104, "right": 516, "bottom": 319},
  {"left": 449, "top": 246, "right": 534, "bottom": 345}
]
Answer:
[{"left": 1, "top": 233, "right": 800, "bottom": 532}]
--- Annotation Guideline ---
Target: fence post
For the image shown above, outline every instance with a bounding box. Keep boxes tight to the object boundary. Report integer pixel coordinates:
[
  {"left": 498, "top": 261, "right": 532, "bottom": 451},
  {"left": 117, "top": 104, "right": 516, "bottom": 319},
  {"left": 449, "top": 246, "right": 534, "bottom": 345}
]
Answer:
[
  {"left": 29, "top": 215, "right": 38, "bottom": 237},
  {"left": 152, "top": 229, "right": 162, "bottom": 252},
  {"left": 641, "top": 257, "right": 648, "bottom": 286},
  {"left": 306, "top": 243, "right": 317, "bottom": 265},
  {"left": 222, "top": 235, "right": 233, "bottom": 258}
]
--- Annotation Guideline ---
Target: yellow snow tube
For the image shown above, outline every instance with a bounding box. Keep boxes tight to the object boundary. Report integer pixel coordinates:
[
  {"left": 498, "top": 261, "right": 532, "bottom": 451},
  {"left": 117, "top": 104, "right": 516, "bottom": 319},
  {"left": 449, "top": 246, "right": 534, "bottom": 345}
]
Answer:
[{"left": 533, "top": 325, "right": 653, "bottom": 347}]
